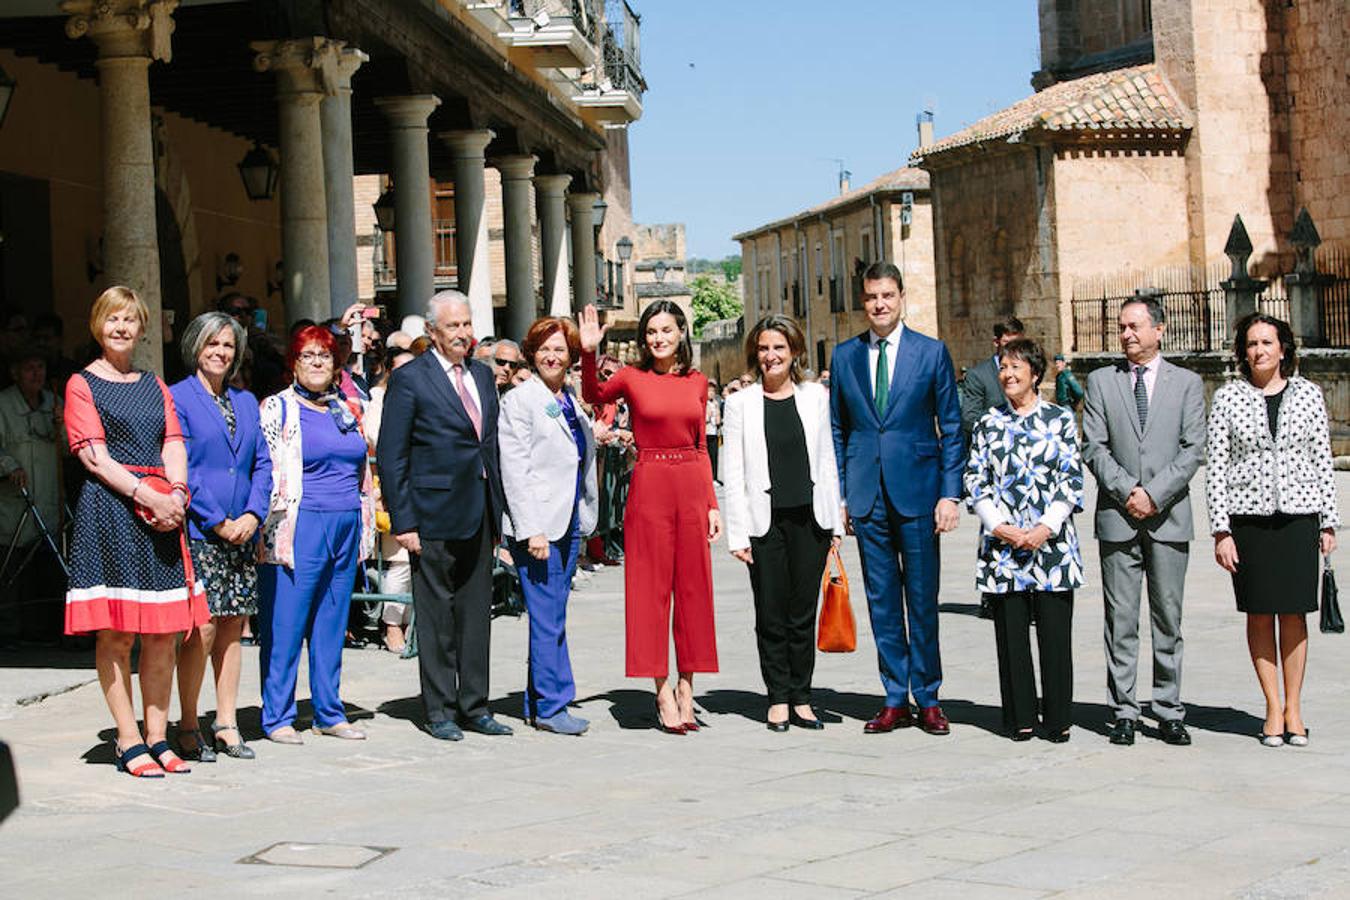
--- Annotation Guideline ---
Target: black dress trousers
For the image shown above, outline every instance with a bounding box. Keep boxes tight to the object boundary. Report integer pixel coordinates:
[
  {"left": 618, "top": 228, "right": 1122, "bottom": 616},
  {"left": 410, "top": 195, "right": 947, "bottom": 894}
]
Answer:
[
  {"left": 411, "top": 504, "right": 495, "bottom": 723},
  {"left": 989, "top": 589, "right": 1074, "bottom": 734},
  {"left": 748, "top": 505, "right": 832, "bottom": 704}
]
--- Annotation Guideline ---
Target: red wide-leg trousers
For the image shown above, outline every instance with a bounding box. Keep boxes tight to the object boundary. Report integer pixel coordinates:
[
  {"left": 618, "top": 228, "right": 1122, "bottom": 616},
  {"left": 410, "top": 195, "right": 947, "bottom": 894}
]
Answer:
[{"left": 622, "top": 452, "right": 719, "bottom": 677}]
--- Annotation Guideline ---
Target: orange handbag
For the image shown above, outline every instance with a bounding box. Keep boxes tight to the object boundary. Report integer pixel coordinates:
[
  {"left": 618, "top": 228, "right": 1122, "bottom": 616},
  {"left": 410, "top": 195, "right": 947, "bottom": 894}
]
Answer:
[{"left": 817, "top": 545, "right": 856, "bottom": 653}]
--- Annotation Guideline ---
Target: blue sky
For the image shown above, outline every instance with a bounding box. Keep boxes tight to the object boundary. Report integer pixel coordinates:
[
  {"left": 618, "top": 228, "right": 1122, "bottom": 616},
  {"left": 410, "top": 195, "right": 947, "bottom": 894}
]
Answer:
[{"left": 627, "top": 1, "right": 1042, "bottom": 259}]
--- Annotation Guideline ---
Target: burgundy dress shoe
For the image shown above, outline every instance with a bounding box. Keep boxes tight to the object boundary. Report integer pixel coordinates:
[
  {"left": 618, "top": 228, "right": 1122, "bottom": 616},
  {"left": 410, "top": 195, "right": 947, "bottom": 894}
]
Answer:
[
  {"left": 864, "top": 705, "right": 915, "bottom": 734},
  {"left": 918, "top": 705, "right": 951, "bottom": 735}
]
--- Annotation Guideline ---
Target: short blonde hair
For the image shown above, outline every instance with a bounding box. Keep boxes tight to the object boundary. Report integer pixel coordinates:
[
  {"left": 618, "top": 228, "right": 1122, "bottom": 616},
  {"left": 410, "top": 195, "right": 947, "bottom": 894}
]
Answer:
[{"left": 89, "top": 286, "right": 151, "bottom": 344}]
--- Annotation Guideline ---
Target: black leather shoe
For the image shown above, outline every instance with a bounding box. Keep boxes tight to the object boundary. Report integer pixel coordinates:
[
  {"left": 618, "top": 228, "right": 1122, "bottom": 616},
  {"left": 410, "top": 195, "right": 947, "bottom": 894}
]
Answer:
[
  {"left": 1158, "top": 719, "right": 1192, "bottom": 746},
  {"left": 789, "top": 709, "right": 824, "bottom": 730},
  {"left": 1108, "top": 718, "right": 1136, "bottom": 746},
  {"left": 766, "top": 719, "right": 789, "bottom": 733},
  {"left": 460, "top": 714, "right": 514, "bottom": 736},
  {"left": 426, "top": 720, "right": 464, "bottom": 742}
]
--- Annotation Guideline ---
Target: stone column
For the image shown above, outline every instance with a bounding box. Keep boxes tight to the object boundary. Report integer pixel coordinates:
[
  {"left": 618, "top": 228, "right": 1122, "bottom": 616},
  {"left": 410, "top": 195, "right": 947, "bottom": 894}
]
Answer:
[
  {"left": 440, "top": 129, "right": 496, "bottom": 338},
  {"left": 253, "top": 37, "right": 344, "bottom": 325},
  {"left": 534, "top": 173, "right": 572, "bottom": 317},
  {"left": 373, "top": 96, "right": 440, "bottom": 323},
  {"left": 64, "top": 0, "right": 178, "bottom": 372},
  {"left": 567, "top": 191, "right": 599, "bottom": 314},
  {"left": 492, "top": 155, "right": 537, "bottom": 340},
  {"left": 320, "top": 46, "right": 367, "bottom": 317}
]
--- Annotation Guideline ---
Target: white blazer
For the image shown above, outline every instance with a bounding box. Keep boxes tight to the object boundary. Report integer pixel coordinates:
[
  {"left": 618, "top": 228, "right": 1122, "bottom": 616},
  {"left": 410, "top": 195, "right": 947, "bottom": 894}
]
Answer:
[
  {"left": 498, "top": 376, "right": 599, "bottom": 542},
  {"left": 722, "top": 380, "right": 844, "bottom": 552}
]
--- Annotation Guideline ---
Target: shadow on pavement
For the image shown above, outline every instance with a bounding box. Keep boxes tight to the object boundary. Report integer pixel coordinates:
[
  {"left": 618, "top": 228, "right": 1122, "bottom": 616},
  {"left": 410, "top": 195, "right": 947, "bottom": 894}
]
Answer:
[
  {"left": 570, "top": 688, "right": 664, "bottom": 730},
  {"left": 939, "top": 602, "right": 986, "bottom": 617}
]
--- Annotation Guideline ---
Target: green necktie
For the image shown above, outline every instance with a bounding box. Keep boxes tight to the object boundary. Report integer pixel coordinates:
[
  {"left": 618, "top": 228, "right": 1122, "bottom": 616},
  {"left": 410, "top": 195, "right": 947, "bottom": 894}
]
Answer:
[{"left": 875, "top": 338, "right": 889, "bottom": 415}]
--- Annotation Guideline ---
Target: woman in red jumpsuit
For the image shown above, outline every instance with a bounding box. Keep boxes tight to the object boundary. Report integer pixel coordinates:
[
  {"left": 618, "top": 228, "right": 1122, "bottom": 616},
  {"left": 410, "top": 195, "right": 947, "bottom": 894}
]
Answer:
[{"left": 580, "top": 301, "right": 721, "bottom": 734}]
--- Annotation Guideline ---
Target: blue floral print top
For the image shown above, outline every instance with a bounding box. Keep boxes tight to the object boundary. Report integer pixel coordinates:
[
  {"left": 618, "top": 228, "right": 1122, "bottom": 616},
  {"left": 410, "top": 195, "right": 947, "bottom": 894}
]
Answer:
[{"left": 963, "top": 401, "right": 1086, "bottom": 594}]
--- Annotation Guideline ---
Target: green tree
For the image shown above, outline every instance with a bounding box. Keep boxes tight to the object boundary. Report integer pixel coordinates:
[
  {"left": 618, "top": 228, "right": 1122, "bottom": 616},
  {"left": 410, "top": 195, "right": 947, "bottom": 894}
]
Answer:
[
  {"left": 719, "top": 256, "right": 742, "bottom": 282},
  {"left": 690, "top": 273, "right": 743, "bottom": 338}
]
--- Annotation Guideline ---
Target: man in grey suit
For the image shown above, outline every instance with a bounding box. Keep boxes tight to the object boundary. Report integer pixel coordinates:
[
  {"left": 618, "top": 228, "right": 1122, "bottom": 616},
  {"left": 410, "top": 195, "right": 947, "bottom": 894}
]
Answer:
[
  {"left": 960, "top": 314, "right": 1025, "bottom": 441},
  {"left": 1082, "top": 296, "right": 1206, "bottom": 747}
]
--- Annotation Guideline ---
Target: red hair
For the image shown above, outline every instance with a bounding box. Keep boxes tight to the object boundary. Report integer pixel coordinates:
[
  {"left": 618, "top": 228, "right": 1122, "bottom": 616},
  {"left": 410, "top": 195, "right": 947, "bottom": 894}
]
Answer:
[
  {"left": 521, "top": 317, "right": 582, "bottom": 369},
  {"left": 286, "top": 325, "right": 338, "bottom": 371}
]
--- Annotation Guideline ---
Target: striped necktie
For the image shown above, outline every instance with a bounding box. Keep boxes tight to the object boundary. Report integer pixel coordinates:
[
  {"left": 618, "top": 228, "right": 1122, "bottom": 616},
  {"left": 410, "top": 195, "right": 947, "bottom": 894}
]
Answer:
[{"left": 1133, "top": 365, "right": 1149, "bottom": 429}]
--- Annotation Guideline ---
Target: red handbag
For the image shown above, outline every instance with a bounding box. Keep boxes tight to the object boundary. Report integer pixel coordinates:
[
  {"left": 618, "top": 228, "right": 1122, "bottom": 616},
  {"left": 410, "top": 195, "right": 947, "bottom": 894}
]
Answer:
[{"left": 817, "top": 546, "right": 856, "bottom": 653}]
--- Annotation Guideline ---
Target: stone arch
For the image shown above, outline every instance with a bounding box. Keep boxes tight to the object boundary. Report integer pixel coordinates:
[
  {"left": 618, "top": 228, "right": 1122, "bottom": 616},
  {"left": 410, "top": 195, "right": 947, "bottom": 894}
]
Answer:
[{"left": 150, "top": 115, "right": 206, "bottom": 324}]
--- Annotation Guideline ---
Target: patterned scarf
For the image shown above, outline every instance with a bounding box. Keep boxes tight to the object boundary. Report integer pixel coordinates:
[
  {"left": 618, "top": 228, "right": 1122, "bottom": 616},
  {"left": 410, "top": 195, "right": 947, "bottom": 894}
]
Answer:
[{"left": 293, "top": 381, "right": 359, "bottom": 434}]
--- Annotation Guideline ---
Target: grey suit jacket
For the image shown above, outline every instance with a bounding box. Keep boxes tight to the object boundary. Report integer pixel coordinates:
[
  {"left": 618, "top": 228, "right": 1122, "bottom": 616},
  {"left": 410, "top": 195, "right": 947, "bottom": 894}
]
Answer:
[
  {"left": 1081, "top": 358, "right": 1206, "bottom": 543},
  {"left": 961, "top": 355, "right": 1002, "bottom": 439}
]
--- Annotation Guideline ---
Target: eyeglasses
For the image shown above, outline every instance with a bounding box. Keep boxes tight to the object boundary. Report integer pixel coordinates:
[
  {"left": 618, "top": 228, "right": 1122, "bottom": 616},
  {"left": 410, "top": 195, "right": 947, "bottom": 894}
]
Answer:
[
  {"left": 299, "top": 351, "right": 333, "bottom": 363},
  {"left": 494, "top": 359, "right": 527, "bottom": 371},
  {"left": 228, "top": 306, "right": 252, "bottom": 318}
]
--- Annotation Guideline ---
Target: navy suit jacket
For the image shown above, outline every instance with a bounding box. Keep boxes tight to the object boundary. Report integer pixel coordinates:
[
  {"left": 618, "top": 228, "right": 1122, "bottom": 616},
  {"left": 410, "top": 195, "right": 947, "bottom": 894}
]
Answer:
[
  {"left": 829, "top": 327, "right": 964, "bottom": 518},
  {"left": 170, "top": 377, "right": 273, "bottom": 542},
  {"left": 376, "top": 352, "right": 505, "bottom": 542}
]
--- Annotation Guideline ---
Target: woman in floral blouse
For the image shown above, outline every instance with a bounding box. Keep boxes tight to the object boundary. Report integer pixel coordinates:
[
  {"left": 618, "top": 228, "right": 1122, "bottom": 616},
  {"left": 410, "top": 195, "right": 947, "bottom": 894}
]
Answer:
[{"left": 964, "top": 338, "right": 1084, "bottom": 743}]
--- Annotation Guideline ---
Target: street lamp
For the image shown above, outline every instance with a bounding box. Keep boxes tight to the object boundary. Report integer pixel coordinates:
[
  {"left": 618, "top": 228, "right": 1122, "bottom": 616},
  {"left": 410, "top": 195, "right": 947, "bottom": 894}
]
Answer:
[
  {"left": 615, "top": 236, "right": 632, "bottom": 304},
  {"left": 0, "top": 65, "right": 16, "bottom": 130},
  {"left": 372, "top": 185, "right": 396, "bottom": 232},
  {"left": 653, "top": 260, "right": 667, "bottom": 283},
  {"left": 236, "top": 143, "right": 278, "bottom": 201},
  {"left": 592, "top": 197, "right": 608, "bottom": 230}
]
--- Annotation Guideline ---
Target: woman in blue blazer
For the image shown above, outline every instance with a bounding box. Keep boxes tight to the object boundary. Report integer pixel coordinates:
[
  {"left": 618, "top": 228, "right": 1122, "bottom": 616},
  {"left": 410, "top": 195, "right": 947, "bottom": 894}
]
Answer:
[
  {"left": 498, "top": 316, "right": 599, "bottom": 735},
  {"left": 171, "top": 312, "right": 272, "bottom": 761}
]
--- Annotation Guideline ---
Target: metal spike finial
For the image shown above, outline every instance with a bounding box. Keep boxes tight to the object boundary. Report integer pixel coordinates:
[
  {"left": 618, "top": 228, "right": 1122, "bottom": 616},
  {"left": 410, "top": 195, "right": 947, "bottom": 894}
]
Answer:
[
  {"left": 1224, "top": 214, "right": 1253, "bottom": 281},
  {"left": 1290, "top": 207, "right": 1321, "bottom": 251}
]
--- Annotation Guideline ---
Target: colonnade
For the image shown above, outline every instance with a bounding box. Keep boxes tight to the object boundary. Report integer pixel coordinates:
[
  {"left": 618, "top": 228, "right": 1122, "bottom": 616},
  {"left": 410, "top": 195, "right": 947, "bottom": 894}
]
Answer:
[{"left": 63, "top": 0, "right": 600, "bottom": 355}]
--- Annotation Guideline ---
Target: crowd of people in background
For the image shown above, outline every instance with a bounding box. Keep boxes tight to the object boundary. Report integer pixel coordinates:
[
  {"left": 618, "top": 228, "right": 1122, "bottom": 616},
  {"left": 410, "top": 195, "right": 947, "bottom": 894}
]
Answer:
[{"left": 0, "top": 254, "right": 1340, "bottom": 776}]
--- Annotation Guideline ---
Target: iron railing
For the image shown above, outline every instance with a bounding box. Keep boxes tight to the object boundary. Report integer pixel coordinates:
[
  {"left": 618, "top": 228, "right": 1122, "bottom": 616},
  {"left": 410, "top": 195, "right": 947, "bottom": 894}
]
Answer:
[
  {"left": 600, "top": 0, "right": 644, "bottom": 96},
  {"left": 373, "top": 220, "right": 458, "bottom": 288}
]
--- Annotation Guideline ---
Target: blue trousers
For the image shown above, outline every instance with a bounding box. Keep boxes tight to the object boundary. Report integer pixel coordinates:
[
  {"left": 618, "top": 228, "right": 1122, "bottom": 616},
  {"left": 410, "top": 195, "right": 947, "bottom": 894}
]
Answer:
[
  {"left": 852, "top": 497, "right": 942, "bottom": 707},
  {"left": 258, "top": 508, "right": 361, "bottom": 733},
  {"left": 510, "top": 524, "right": 581, "bottom": 720}
]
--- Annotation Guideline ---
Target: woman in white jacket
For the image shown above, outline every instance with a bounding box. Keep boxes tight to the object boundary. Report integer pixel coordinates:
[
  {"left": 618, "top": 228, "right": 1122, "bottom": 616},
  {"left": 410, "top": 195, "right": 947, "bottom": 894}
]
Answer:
[
  {"left": 723, "top": 315, "right": 843, "bottom": 731},
  {"left": 1206, "top": 313, "right": 1339, "bottom": 748}
]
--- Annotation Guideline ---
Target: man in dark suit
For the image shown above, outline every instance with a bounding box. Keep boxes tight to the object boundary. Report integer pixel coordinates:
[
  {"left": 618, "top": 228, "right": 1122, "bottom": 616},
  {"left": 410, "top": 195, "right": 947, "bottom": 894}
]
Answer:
[
  {"left": 960, "top": 314, "right": 1025, "bottom": 440},
  {"left": 830, "top": 262, "right": 964, "bottom": 736},
  {"left": 377, "top": 291, "right": 511, "bottom": 741}
]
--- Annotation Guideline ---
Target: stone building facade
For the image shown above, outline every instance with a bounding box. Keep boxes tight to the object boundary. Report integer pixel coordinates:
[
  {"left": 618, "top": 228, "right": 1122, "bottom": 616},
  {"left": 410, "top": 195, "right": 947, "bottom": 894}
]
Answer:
[
  {"left": 915, "top": 0, "right": 1350, "bottom": 369},
  {"left": 734, "top": 167, "right": 935, "bottom": 374},
  {"left": 0, "top": 0, "right": 647, "bottom": 370}
]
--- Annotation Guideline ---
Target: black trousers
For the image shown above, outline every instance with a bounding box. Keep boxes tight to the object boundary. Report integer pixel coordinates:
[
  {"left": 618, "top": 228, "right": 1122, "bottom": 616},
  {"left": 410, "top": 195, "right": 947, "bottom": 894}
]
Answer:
[
  {"left": 989, "top": 589, "right": 1074, "bottom": 733},
  {"left": 747, "top": 506, "right": 831, "bottom": 704},
  {"left": 707, "top": 437, "right": 719, "bottom": 483},
  {"left": 411, "top": 510, "right": 494, "bottom": 723}
]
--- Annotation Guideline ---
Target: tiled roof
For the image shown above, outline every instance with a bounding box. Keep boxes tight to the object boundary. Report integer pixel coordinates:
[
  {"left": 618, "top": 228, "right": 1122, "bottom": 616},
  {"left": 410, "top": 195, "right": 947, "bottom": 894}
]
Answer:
[
  {"left": 734, "top": 166, "right": 929, "bottom": 240},
  {"left": 912, "top": 63, "right": 1191, "bottom": 161}
]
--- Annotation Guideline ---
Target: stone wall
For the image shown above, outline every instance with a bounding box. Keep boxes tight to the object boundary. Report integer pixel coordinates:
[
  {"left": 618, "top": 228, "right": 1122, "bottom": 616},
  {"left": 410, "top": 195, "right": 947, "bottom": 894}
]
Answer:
[
  {"left": 929, "top": 148, "right": 1052, "bottom": 370},
  {"left": 694, "top": 318, "right": 748, "bottom": 388},
  {"left": 1284, "top": 2, "right": 1350, "bottom": 251}
]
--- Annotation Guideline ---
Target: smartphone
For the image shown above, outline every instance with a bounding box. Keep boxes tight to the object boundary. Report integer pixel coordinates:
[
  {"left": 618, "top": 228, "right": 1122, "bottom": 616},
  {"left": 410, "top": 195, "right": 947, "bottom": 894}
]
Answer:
[
  {"left": 253, "top": 308, "right": 268, "bottom": 331},
  {"left": 360, "top": 305, "right": 386, "bottom": 320}
]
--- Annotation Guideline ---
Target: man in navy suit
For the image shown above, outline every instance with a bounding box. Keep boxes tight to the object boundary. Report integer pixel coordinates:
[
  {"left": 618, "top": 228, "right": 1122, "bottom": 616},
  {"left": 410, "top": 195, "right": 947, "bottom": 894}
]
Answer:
[
  {"left": 377, "top": 291, "right": 510, "bottom": 741},
  {"left": 830, "top": 262, "right": 964, "bottom": 735}
]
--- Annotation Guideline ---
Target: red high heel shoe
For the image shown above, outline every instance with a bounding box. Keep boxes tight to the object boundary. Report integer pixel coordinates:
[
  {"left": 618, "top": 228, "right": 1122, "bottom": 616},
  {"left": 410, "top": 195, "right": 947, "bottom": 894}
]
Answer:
[{"left": 654, "top": 701, "right": 687, "bottom": 735}]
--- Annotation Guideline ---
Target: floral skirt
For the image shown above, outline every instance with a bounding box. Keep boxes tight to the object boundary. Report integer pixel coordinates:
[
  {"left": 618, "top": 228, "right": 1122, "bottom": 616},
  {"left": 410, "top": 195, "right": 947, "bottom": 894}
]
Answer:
[{"left": 189, "top": 538, "right": 260, "bottom": 617}]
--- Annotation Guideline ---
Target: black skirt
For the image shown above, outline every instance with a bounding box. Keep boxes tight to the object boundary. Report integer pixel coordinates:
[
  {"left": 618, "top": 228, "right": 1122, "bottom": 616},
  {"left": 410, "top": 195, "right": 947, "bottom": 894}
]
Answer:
[{"left": 1230, "top": 513, "right": 1320, "bottom": 615}]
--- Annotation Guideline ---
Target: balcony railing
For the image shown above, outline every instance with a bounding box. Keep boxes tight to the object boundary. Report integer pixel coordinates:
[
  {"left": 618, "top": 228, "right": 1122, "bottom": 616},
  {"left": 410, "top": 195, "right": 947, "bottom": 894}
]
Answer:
[
  {"left": 373, "top": 220, "right": 458, "bottom": 289},
  {"left": 571, "top": 0, "right": 644, "bottom": 122},
  {"left": 501, "top": 0, "right": 599, "bottom": 68}
]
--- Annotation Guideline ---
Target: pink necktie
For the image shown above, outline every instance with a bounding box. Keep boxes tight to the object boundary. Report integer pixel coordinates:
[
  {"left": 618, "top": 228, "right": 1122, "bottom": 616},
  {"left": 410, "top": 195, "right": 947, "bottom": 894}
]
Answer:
[{"left": 453, "top": 364, "right": 482, "bottom": 437}]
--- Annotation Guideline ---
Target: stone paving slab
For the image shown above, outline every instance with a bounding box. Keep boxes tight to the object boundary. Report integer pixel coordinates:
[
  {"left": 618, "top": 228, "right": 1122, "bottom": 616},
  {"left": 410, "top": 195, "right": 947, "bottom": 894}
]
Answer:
[{"left": 2, "top": 472, "right": 1350, "bottom": 897}]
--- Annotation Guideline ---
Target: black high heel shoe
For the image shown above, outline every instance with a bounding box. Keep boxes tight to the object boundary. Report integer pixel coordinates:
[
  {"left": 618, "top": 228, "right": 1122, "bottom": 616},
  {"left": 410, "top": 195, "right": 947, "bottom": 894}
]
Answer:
[{"left": 789, "top": 708, "right": 824, "bottom": 731}]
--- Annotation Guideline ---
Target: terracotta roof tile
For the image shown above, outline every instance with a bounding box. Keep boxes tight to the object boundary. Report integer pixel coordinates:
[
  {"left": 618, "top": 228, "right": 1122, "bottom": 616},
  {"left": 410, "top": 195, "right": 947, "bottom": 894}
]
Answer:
[{"left": 912, "top": 63, "right": 1192, "bottom": 161}]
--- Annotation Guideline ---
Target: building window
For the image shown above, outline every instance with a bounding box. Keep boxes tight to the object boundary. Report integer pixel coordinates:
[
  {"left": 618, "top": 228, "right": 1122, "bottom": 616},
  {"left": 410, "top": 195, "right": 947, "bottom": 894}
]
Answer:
[{"left": 815, "top": 243, "right": 824, "bottom": 295}]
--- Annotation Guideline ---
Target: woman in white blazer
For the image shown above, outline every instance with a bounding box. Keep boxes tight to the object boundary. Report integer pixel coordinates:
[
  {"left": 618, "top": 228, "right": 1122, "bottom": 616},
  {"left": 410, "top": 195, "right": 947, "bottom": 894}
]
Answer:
[
  {"left": 1206, "top": 313, "right": 1339, "bottom": 748},
  {"left": 498, "top": 317, "right": 599, "bottom": 736},
  {"left": 723, "top": 315, "right": 843, "bottom": 731}
]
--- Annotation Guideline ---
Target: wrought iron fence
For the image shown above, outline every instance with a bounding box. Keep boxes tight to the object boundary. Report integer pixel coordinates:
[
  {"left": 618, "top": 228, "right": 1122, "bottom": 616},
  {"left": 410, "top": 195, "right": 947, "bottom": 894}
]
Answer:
[
  {"left": 600, "top": 0, "right": 644, "bottom": 96},
  {"left": 1070, "top": 250, "right": 1350, "bottom": 353}
]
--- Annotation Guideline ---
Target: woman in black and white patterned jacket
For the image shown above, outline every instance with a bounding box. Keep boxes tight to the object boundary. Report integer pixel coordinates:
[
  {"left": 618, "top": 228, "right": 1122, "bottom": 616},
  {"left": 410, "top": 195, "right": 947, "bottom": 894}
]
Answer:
[{"left": 1206, "top": 313, "right": 1339, "bottom": 748}]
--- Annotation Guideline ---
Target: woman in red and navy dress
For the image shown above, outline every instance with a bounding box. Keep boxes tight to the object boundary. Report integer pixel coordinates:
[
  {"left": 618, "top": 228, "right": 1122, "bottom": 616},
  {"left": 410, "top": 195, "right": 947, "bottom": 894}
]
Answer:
[
  {"left": 580, "top": 301, "right": 722, "bottom": 734},
  {"left": 65, "top": 287, "right": 209, "bottom": 778}
]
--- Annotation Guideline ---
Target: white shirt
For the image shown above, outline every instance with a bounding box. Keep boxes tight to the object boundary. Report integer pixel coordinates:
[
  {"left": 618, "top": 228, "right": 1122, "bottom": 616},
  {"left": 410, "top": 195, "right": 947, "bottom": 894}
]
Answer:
[
  {"left": 432, "top": 347, "right": 482, "bottom": 415},
  {"left": 1130, "top": 352, "right": 1161, "bottom": 403},
  {"left": 867, "top": 324, "right": 904, "bottom": 398}
]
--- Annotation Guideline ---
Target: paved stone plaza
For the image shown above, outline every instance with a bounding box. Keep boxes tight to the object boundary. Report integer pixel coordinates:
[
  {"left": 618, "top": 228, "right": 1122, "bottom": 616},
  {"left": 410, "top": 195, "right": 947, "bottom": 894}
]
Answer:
[{"left": 3, "top": 473, "right": 1350, "bottom": 898}]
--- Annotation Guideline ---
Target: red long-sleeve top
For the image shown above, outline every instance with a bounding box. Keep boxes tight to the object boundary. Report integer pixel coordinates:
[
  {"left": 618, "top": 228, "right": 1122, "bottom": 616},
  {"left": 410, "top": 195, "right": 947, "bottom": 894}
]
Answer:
[{"left": 582, "top": 351, "right": 718, "bottom": 510}]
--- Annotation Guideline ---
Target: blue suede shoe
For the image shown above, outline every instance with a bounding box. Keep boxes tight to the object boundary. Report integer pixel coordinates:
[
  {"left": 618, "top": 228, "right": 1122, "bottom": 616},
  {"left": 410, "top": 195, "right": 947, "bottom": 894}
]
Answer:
[{"left": 534, "top": 711, "right": 589, "bottom": 736}]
